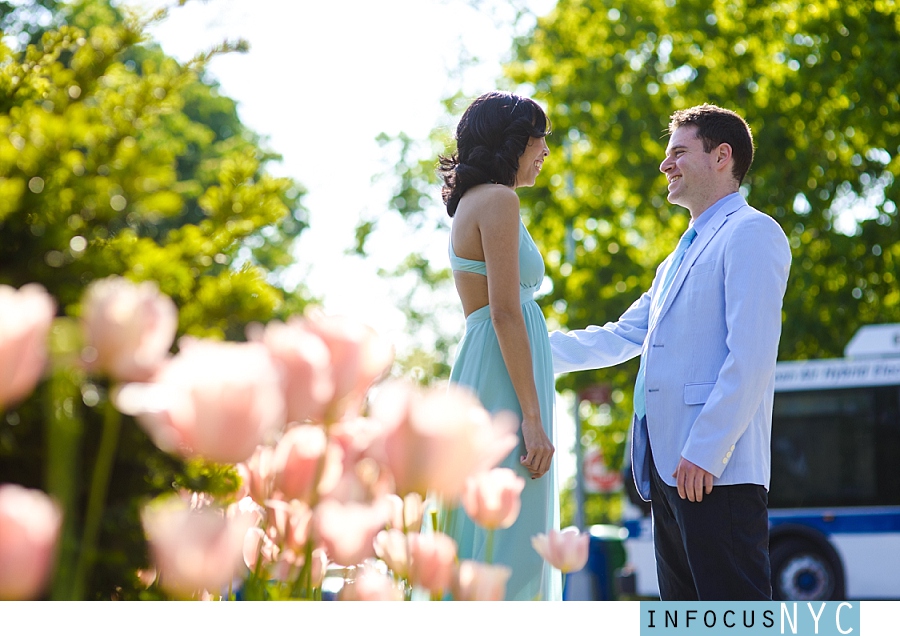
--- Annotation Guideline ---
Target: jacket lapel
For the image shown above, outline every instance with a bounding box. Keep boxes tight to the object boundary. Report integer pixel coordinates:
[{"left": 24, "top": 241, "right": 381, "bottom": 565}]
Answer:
[{"left": 650, "top": 197, "right": 745, "bottom": 331}]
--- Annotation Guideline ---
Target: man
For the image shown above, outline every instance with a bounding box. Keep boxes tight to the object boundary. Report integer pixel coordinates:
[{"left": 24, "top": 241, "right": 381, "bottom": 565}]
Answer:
[{"left": 550, "top": 104, "right": 791, "bottom": 600}]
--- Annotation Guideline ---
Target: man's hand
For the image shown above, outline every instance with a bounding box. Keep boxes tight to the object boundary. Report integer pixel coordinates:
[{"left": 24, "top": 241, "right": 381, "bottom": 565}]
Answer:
[{"left": 672, "top": 457, "right": 714, "bottom": 502}]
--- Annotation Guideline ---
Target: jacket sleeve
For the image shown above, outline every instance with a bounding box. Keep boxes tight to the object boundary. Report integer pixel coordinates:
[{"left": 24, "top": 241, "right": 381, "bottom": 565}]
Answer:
[
  {"left": 681, "top": 213, "right": 792, "bottom": 475},
  {"left": 548, "top": 291, "right": 651, "bottom": 375}
]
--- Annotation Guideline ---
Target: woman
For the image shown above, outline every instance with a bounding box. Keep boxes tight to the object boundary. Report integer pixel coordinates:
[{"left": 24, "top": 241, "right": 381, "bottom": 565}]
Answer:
[{"left": 438, "top": 91, "right": 561, "bottom": 601}]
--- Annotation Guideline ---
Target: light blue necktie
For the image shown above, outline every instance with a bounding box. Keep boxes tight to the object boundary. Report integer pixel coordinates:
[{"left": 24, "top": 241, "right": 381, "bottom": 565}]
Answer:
[{"left": 633, "top": 226, "right": 698, "bottom": 420}]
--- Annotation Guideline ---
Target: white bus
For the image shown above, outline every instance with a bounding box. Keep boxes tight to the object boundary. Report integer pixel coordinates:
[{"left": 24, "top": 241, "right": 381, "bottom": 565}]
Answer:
[{"left": 620, "top": 323, "right": 900, "bottom": 600}]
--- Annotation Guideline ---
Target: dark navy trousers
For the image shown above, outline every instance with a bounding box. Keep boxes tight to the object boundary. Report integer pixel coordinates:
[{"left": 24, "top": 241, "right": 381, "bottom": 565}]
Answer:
[{"left": 648, "top": 446, "right": 772, "bottom": 601}]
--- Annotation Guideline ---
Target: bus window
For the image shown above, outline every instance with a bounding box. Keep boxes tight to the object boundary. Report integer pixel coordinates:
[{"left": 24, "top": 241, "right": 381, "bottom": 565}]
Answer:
[
  {"left": 770, "top": 386, "right": 900, "bottom": 509},
  {"left": 874, "top": 386, "right": 900, "bottom": 501}
]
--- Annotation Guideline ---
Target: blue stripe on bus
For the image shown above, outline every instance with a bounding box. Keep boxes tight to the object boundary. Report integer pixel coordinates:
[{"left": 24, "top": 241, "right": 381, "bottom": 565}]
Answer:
[
  {"left": 623, "top": 519, "right": 645, "bottom": 538},
  {"left": 623, "top": 509, "right": 900, "bottom": 540},
  {"left": 769, "top": 509, "right": 900, "bottom": 535}
]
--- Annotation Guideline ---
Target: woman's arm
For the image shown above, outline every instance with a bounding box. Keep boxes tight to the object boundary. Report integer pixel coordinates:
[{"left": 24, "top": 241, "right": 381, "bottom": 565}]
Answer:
[{"left": 479, "top": 187, "right": 554, "bottom": 479}]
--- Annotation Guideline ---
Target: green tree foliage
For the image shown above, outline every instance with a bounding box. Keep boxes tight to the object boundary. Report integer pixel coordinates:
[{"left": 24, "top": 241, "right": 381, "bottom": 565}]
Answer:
[
  {"left": 502, "top": 0, "right": 900, "bottom": 482},
  {"left": 0, "top": 0, "right": 311, "bottom": 338},
  {"left": 1, "top": 0, "right": 63, "bottom": 48},
  {"left": 0, "top": 0, "right": 312, "bottom": 598}
]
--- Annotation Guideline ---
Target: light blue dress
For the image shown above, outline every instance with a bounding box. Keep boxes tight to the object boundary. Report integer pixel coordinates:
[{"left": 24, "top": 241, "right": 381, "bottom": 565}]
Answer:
[{"left": 445, "top": 218, "right": 562, "bottom": 601}]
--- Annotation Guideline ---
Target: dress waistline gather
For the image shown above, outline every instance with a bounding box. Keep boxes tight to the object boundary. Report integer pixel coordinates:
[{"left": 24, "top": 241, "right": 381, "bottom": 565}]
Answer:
[{"left": 464, "top": 288, "right": 536, "bottom": 329}]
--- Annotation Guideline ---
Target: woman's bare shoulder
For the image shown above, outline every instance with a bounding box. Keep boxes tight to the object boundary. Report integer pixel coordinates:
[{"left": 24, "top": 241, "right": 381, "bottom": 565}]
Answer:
[{"left": 458, "top": 184, "right": 520, "bottom": 220}]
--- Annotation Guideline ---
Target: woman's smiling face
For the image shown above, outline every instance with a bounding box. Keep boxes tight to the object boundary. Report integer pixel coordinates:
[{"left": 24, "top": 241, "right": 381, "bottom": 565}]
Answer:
[{"left": 514, "top": 136, "right": 549, "bottom": 188}]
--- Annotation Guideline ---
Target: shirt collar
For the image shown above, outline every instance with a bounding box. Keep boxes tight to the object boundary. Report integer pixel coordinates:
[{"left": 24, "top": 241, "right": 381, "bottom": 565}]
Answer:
[{"left": 690, "top": 191, "right": 742, "bottom": 235}]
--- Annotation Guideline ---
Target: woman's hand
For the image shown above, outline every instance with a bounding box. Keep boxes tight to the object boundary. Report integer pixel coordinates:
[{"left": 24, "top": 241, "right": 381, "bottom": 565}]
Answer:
[{"left": 520, "top": 418, "right": 554, "bottom": 479}]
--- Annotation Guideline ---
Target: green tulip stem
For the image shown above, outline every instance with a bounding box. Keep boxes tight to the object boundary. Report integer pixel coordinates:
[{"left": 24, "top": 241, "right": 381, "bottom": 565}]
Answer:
[
  {"left": 485, "top": 528, "right": 495, "bottom": 564},
  {"left": 291, "top": 537, "right": 315, "bottom": 599},
  {"left": 45, "top": 352, "right": 84, "bottom": 600},
  {"left": 72, "top": 398, "right": 122, "bottom": 600},
  {"left": 437, "top": 502, "right": 453, "bottom": 535}
]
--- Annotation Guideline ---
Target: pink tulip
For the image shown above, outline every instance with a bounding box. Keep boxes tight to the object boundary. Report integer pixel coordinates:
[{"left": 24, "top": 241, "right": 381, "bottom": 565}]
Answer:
[
  {"left": 403, "top": 492, "right": 426, "bottom": 532},
  {"left": 271, "top": 424, "right": 343, "bottom": 503},
  {"left": 115, "top": 339, "right": 285, "bottom": 464},
  {"left": 0, "top": 484, "right": 62, "bottom": 600},
  {"left": 244, "top": 524, "right": 327, "bottom": 587},
  {"left": 254, "top": 318, "right": 334, "bottom": 423},
  {"left": 308, "top": 547, "right": 329, "bottom": 588},
  {"left": 385, "top": 494, "right": 405, "bottom": 531},
  {"left": 244, "top": 526, "right": 284, "bottom": 576},
  {"left": 407, "top": 532, "right": 457, "bottom": 594},
  {"left": 136, "top": 567, "right": 157, "bottom": 589},
  {"left": 227, "top": 495, "right": 264, "bottom": 528},
  {"left": 373, "top": 528, "right": 409, "bottom": 579},
  {"left": 264, "top": 499, "right": 313, "bottom": 556},
  {"left": 461, "top": 468, "right": 524, "bottom": 531},
  {"left": 0, "top": 284, "right": 55, "bottom": 410},
  {"left": 80, "top": 276, "right": 178, "bottom": 382},
  {"left": 452, "top": 560, "right": 512, "bottom": 601},
  {"left": 234, "top": 464, "right": 252, "bottom": 501},
  {"left": 375, "top": 382, "right": 519, "bottom": 501},
  {"left": 386, "top": 492, "right": 426, "bottom": 533},
  {"left": 327, "top": 417, "right": 394, "bottom": 504},
  {"left": 338, "top": 564, "right": 404, "bottom": 601},
  {"left": 240, "top": 445, "right": 276, "bottom": 505},
  {"left": 142, "top": 496, "right": 254, "bottom": 599},
  {"left": 531, "top": 526, "right": 590, "bottom": 573},
  {"left": 304, "top": 314, "right": 394, "bottom": 422},
  {"left": 313, "top": 499, "right": 390, "bottom": 567}
]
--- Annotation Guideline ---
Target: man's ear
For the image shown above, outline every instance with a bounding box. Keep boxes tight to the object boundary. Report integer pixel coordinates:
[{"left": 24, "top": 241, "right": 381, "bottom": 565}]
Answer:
[{"left": 715, "top": 143, "right": 733, "bottom": 169}]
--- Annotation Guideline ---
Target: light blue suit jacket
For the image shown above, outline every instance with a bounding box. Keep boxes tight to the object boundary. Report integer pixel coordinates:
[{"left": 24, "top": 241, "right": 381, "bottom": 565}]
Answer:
[{"left": 550, "top": 195, "right": 792, "bottom": 500}]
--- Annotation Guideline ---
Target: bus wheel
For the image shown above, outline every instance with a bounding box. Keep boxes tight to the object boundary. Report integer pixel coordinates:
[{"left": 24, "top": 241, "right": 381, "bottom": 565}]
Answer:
[{"left": 770, "top": 538, "right": 839, "bottom": 601}]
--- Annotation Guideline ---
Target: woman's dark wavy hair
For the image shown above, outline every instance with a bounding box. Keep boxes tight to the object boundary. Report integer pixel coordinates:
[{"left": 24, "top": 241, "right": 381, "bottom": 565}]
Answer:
[{"left": 438, "top": 91, "right": 550, "bottom": 217}]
